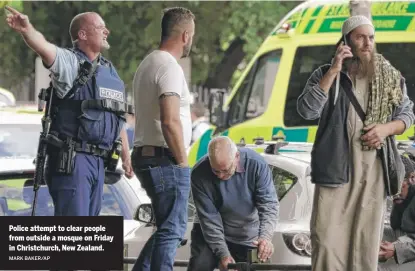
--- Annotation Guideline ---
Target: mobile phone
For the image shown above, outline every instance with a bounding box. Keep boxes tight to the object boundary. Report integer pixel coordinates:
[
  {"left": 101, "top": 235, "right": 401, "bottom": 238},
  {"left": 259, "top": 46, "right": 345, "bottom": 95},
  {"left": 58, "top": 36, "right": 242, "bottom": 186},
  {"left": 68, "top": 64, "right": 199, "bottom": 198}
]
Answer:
[
  {"left": 342, "top": 35, "right": 353, "bottom": 68},
  {"left": 343, "top": 35, "right": 348, "bottom": 46}
]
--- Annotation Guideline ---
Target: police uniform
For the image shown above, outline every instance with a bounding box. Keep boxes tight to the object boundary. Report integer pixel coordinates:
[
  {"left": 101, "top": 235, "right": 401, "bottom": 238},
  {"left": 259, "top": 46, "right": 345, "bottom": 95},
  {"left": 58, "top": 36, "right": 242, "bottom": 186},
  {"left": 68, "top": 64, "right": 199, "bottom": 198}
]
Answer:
[{"left": 42, "top": 47, "right": 131, "bottom": 216}]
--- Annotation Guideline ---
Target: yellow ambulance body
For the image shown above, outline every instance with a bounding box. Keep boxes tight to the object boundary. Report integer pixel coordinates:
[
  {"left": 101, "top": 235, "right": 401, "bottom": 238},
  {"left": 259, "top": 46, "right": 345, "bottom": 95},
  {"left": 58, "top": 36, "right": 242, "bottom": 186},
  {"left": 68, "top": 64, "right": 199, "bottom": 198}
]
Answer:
[{"left": 188, "top": 0, "right": 415, "bottom": 166}]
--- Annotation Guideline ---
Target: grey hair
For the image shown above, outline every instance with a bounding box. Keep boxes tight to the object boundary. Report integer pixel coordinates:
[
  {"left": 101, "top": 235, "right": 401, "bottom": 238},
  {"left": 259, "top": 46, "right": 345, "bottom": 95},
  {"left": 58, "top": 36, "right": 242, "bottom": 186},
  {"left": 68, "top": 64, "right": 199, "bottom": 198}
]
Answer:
[{"left": 208, "top": 136, "right": 238, "bottom": 162}]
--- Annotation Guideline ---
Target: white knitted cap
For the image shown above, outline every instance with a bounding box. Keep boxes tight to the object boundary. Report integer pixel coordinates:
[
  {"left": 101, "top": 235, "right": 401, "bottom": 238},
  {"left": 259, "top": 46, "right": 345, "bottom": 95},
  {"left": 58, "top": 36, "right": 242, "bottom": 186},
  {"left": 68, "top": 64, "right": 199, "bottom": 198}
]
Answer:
[{"left": 341, "top": 15, "right": 374, "bottom": 35}]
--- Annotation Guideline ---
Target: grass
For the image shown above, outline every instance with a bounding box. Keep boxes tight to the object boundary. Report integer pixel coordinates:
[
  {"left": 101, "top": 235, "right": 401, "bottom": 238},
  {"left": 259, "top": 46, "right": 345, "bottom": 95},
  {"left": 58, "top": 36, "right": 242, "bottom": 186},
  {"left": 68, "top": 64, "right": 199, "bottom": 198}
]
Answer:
[
  {"left": 1, "top": 178, "right": 32, "bottom": 211},
  {"left": 1, "top": 178, "right": 27, "bottom": 188},
  {"left": 7, "top": 199, "right": 30, "bottom": 211}
]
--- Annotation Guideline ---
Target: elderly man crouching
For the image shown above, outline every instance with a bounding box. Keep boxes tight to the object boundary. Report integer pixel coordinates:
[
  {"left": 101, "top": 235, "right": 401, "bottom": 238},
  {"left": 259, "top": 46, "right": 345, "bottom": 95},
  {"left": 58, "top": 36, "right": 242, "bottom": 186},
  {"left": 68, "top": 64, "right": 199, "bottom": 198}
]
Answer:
[{"left": 187, "top": 136, "right": 279, "bottom": 271}]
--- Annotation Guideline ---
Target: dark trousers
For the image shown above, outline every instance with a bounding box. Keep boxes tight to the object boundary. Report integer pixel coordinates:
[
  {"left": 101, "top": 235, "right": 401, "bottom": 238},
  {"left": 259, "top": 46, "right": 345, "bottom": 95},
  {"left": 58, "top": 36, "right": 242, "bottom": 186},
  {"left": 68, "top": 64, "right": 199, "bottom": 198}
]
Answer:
[
  {"left": 187, "top": 223, "right": 255, "bottom": 271},
  {"left": 131, "top": 147, "right": 191, "bottom": 271},
  {"left": 46, "top": 152, "right": 104, "bottom": 216}
]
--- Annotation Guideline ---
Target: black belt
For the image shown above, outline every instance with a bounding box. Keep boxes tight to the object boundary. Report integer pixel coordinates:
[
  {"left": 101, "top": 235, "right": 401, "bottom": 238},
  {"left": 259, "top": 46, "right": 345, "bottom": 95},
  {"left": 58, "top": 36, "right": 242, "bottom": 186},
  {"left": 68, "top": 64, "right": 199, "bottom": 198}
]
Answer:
[
  {"left": 132, "top": 146, "right": 177, "bottom": 167},
  {"left": 74, "top": 142, "right": 109, "bottom": 158},
  {"left": 47, "top": 132, "right": 110, "bottom": 158},
  {"left": 134, "top": 146, "right": 173, "bottom": 157}
]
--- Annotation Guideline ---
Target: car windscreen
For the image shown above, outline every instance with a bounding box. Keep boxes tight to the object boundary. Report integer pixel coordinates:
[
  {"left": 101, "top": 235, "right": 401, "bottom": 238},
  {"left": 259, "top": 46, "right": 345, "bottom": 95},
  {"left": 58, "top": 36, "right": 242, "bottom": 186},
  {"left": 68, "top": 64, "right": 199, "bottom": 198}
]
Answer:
[
  {"left": 0, "top": 124, "right": 41, "bottom": 158},
  {"left": 0, "top": 173, "right": 133, "bottom": 219}
]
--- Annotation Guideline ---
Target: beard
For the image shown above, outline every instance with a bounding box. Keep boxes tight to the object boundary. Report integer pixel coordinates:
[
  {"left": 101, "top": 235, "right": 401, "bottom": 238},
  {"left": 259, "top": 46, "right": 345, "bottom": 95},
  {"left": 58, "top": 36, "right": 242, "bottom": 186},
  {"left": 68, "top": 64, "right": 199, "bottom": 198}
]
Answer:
[
  {"left": 101, "top": 40, "right": 110, "bottom": 51},
  {"left": 346, "top": 42, "right": 375, "bottom": 79},
  {"left": 181, "top": 42, "right": 191, "bottom": 58}
]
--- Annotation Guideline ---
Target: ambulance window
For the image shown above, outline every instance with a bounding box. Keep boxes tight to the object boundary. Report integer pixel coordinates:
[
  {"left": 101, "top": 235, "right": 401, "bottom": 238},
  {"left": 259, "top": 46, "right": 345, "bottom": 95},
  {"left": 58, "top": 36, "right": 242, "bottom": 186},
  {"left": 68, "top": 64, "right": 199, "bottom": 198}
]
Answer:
[
  {"left": 284, "top": 45, "right": 335, "bottom": 127},
  {"left": 227, "top": 50, "right": 282, "bottom": 127}
]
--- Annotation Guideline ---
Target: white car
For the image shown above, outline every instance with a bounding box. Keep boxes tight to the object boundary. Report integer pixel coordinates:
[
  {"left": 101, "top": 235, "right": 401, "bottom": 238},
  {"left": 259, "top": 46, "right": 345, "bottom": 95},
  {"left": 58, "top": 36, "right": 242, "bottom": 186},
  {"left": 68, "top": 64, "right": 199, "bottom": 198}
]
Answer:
[
  {"left": 128, "top": 140, "right": 315, "bottom": 270},
  {"left": 0, "top": 109, "right": 151, "bottom": 252},
  {"left": 0, "top": 110, "right": 43, "bottom": 159}
]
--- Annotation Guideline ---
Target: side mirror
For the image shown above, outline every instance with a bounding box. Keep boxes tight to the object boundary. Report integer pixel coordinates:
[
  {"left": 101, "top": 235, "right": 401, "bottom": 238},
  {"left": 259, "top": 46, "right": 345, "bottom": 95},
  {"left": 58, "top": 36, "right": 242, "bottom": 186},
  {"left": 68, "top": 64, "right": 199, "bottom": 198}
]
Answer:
[
  {"left": 208, "top": 90, "right": 226, "bottom": 128},
  {"left": 133, "top": 204, "right": 155, "bottom": 224}
]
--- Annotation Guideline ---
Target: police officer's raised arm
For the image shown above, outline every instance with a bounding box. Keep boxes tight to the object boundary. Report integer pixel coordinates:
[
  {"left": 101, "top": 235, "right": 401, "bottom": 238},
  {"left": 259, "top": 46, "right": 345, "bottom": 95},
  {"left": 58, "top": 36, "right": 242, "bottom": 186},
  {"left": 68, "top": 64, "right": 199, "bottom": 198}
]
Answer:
[
  {"left": 5, "top": 6, "right": 79, "bottom": 99},
  {"left": 5, "top": 6, "right": 56, "bottom": 68}
]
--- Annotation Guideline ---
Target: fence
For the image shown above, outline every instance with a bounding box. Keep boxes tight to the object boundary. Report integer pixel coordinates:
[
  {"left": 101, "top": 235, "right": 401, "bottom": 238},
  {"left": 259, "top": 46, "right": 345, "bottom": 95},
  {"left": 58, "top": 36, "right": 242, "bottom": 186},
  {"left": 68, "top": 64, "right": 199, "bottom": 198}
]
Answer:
[
  {"left": 123, "top": 257, "right": 312, "bottom": 270},
  {"left": 190, "top": 85, "right": 229, "bottom": 106}
]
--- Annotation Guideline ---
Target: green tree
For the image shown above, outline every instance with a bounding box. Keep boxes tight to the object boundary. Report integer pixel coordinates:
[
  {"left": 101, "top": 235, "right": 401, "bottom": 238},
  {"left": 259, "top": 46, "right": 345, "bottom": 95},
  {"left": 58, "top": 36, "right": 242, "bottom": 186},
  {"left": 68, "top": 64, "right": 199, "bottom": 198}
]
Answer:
[{"left": 0, "top": 1, "right": 298, "bottom": 97}]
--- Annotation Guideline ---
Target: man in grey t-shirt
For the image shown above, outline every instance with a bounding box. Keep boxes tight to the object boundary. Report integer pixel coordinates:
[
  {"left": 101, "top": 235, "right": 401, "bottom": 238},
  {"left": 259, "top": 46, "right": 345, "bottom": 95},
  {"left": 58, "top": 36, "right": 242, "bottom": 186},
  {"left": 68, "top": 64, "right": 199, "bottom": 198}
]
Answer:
[
  {"left": 6, "top": 6, "right": 133, "bottom": 216},
  {"left": 130, "top": 7, "right": 195, "bottom": 271}
]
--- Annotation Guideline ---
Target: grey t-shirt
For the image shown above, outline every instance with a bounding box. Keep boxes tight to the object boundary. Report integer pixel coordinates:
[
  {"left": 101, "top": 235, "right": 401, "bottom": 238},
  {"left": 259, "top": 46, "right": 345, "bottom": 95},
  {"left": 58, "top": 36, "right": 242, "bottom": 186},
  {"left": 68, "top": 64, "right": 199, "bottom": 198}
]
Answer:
[{"left": 46, "top": 47, "right": 79, "bottom": 99}]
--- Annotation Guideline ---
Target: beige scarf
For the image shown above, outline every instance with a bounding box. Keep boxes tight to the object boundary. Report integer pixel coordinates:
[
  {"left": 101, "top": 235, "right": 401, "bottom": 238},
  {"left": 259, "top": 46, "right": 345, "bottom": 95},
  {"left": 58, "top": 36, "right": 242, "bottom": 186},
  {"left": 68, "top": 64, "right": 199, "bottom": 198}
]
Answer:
[{"left": 362, "top": 53, "right": 403, "bottom": 150}]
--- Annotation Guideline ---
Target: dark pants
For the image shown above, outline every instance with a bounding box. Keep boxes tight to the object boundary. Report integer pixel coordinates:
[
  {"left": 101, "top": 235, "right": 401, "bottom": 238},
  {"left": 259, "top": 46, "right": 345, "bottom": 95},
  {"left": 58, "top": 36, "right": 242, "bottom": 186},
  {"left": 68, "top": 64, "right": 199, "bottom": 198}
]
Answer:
[
  {"left": 46, "top": 152, "right": 105, "bottom": 216},
  {"left": 187, "top": 223, "right": 255, "bottom": 271},
  {"left": 131, "top": 147, "right": 191, "bottom": 271}
]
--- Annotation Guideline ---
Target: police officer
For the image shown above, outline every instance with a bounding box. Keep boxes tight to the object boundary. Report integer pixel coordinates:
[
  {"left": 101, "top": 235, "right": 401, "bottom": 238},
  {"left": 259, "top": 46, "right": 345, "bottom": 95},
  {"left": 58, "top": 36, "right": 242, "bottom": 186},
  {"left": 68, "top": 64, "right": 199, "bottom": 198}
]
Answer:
[{"left": 6, "top": 6, "right": 134, "bottom": 216}]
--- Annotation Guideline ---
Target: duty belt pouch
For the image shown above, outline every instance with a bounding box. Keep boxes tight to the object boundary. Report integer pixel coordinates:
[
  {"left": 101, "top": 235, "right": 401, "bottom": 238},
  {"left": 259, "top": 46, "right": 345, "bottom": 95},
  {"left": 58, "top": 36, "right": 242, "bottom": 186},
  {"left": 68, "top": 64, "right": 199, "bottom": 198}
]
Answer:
[
  {"left": 343, "top": 84, "right": 404, "bottom": 197},
  {"left": 106, "top": 138, "right": 122, "bottom": 172},
  {"left": 56, "top": 137, "right": 76, "bottom": 175}
]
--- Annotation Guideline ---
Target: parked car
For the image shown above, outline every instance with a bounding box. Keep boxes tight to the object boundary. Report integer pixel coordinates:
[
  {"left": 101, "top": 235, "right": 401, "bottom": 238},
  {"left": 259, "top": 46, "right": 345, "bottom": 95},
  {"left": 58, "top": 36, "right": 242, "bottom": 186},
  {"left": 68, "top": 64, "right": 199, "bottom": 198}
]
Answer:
[
  {"left": 128, "top": 140, "right": 315, "bottom": 270},
  {"left": 0, "top": 157, "right": 151, "bottom": 265},
  {"left": 0, "top": 105, "right": 155, "bottom": 266},
  {"left": 0, "top": 110, "right": 42, "bottom": 159}
]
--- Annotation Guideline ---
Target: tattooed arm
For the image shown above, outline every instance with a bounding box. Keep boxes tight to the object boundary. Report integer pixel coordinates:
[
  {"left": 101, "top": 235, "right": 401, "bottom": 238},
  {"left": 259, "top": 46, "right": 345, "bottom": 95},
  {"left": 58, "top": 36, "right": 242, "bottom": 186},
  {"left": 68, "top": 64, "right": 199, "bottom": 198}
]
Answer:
[{"left": 157, "top": 61, "right": 188, "bottom": 166}]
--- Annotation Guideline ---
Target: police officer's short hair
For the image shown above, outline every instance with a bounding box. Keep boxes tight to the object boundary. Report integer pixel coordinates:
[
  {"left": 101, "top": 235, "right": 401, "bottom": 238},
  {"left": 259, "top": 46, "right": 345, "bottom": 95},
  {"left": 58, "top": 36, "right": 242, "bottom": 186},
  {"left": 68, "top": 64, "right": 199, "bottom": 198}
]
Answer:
[
  {"left": 69, "top": 12, "right": 95, "bottom": 45},
  {"left": 161, "top": 7, "right": 195, "bottom": 42}
]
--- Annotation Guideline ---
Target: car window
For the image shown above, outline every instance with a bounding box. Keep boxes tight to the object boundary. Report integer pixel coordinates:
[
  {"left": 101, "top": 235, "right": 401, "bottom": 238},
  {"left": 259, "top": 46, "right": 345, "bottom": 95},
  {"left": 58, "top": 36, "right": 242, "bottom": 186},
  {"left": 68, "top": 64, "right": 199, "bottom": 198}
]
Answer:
[
  {"left": 284, "top": 43, "right": 415, "bottom": 127},
  {"left": 269, "top": 165, "right": 298, "bottom": 200},
  {"left": 100, "top": 184, "right": 124, "bottom": 217},
  {"left": 0, "top": 174, "right": 132, "bottom": 218},
  {"left": 227, "top": 50, "right": 282, "bottom": 127},
  {"left": 0, "top": 124, "right": 41, "bottom": 158}
]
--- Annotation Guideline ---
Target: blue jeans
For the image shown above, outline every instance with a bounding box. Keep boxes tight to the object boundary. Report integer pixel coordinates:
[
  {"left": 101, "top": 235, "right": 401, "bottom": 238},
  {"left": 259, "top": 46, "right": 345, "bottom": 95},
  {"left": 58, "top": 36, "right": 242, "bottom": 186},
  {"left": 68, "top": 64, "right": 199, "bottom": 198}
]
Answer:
[{"left": 131, "top": 154, "right": 191, "bottom": 271}]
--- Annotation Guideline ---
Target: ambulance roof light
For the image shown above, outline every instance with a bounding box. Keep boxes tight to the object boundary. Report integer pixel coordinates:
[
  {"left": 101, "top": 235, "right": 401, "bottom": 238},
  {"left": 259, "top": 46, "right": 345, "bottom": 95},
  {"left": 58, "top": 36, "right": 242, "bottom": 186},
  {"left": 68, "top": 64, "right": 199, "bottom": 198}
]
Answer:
[
  {"left": 282, "top": 23, "right": 291, "bottom": 31},
  {"left": 276, "top": 22, "right": 294, "bottom": 37}
]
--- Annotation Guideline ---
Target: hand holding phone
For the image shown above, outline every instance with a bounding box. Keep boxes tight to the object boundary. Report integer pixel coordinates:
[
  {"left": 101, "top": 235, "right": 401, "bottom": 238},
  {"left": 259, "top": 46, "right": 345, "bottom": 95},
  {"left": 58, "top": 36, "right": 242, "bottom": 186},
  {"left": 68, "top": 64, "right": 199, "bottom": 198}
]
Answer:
[{"left": 331, "top": 39, "right": 353, "bottom": 73}]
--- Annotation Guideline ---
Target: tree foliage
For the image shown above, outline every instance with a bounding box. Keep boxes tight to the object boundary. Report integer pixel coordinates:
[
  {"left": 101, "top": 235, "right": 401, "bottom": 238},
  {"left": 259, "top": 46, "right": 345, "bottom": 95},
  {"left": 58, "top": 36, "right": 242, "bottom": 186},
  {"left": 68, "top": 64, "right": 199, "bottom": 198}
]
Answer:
[{"left": 0, "top": 1, "right": 297, "bottom": 96}]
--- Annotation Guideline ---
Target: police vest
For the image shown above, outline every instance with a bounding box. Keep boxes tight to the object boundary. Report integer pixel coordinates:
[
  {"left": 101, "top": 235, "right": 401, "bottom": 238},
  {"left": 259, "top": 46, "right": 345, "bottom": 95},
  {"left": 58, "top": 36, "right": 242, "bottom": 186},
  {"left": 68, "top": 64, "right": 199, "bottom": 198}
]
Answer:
[{"left": 50, "top": 48, "right": 130, "bottom": 151}]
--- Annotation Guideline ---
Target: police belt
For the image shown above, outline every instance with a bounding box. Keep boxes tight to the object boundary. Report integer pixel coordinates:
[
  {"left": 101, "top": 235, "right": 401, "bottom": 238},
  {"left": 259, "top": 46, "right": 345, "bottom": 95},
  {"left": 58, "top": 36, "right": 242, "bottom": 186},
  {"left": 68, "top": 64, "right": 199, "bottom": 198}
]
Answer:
[
  {"left": 74, "top": 142, "right": 110, "bottom": 158},
  {"left": 46, "top": 133, "right": 110, "bottom": 158},
  {"left": 55, "top": 98, "right": 134, "bottom": 115}
]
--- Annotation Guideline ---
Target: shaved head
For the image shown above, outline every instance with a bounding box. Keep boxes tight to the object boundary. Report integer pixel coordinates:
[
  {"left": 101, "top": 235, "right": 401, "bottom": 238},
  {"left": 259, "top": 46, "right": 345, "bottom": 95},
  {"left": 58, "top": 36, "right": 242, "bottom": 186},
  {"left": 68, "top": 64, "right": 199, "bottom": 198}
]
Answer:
[
  {"left": 70, "top": 12, "right": 92, "bottom": 43},
  {"left": 69, "top": 12, "right": 103, "bottom": 44},
  {"left": 68, "top": 12, "right": 110, "bottom": 54}
]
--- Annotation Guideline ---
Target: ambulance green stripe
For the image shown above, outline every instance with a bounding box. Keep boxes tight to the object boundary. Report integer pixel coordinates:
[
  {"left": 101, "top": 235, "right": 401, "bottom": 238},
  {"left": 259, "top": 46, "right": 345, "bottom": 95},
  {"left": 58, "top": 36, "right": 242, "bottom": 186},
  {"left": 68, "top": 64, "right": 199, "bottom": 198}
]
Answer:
[{"left": 303, "top": 19, "right": 315, "bottom": 34}]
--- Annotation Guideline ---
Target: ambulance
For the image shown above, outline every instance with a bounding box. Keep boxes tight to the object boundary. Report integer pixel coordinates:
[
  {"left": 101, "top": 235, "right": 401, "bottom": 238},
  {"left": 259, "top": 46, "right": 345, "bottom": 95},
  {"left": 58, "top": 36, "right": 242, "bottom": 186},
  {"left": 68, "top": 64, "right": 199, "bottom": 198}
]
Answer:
[{"left": 188, "top": 0, "right": 415, "bottom": 166}]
